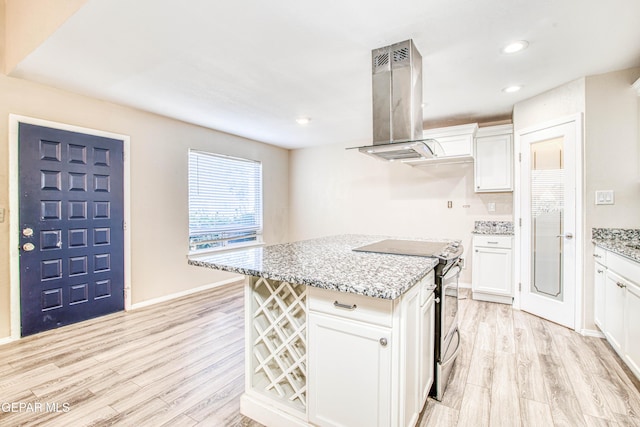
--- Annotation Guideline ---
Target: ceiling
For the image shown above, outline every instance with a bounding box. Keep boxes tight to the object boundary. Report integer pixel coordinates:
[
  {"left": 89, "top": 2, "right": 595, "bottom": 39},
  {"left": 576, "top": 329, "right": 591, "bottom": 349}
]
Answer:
[{"left": 10, "top": 0, "right": 640, "bottom": 149}]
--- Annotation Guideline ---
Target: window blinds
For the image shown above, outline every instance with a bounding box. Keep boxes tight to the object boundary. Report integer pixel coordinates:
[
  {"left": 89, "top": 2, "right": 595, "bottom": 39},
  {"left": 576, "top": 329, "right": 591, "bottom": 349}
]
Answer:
[{"left": 188, "top": 150, "right": 263, "bottom": 251}]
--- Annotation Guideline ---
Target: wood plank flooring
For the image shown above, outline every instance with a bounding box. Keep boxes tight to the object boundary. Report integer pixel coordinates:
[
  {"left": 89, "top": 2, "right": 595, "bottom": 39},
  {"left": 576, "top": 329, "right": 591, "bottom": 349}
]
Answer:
[
  {"left": 1, "top": 283, "right": 639, "bottom": 426},
  {"left": 418, "top": 290, "right": 640, "bottom": 427}
]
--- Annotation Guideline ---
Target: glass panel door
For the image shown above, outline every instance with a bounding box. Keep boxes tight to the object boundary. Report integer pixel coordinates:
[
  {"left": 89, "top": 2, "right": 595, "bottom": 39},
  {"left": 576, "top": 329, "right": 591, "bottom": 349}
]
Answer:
[{"left": 530, "top": 137, "right": 564, "bottom": 300}]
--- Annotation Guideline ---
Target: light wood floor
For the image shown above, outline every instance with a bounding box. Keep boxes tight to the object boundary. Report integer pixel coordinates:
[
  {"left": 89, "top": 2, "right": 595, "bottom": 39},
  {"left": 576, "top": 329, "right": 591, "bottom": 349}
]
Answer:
[
  {"left": 418, "top": 289, "right": 640, "bottom": 427},
  {"left": 1, "top": 283, "right": 639, "bottom": 426}
]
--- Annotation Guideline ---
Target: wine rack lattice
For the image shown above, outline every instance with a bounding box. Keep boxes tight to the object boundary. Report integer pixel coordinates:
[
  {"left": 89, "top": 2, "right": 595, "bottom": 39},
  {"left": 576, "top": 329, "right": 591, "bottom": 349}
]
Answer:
[{"left": 250, "top": 277, "right": 307, "bottom": 411}]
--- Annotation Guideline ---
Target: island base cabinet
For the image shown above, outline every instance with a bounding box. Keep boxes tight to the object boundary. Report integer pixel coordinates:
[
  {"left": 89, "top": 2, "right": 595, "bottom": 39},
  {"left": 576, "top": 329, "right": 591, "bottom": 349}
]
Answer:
[
  {"left": 419, "top": 294, "right": 435, "bottom": 407},
  {"left": 307, "top": 280, "right": 430, "bottom": 427},
  {"left": 308, "top": 313, "right": 392, "bottom": 427}
]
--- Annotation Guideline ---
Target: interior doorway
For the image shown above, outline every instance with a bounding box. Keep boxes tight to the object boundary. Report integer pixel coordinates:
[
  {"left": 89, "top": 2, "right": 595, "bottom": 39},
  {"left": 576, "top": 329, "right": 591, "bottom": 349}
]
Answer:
[{"left": 516, "top": 115, "right": 583, "bottom": 329}]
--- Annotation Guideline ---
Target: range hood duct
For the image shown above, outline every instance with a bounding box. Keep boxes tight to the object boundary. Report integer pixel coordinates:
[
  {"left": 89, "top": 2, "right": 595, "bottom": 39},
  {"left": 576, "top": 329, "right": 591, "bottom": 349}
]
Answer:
[{"left": 350, "top": 40, "right": 440, "bottom": 161}]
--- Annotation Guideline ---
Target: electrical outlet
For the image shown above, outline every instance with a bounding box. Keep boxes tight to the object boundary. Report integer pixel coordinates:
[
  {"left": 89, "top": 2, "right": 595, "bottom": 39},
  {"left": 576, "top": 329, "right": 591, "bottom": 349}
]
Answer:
[
  {"left": 0, "top": 207, "right": 5, "bottom": 223},
  {"left": 595, "top": 190, "right": 615, "bottom": 205}
]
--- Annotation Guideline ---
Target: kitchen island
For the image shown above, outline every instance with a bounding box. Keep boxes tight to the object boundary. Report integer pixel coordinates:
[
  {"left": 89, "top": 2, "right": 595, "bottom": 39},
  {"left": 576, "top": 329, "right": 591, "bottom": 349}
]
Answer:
[{"left": 189, "top": 235, "right": 452, "bottom": 427}]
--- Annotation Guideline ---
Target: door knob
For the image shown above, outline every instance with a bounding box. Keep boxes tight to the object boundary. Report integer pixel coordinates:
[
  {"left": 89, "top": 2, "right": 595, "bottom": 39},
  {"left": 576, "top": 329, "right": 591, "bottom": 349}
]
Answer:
[
  {"left": 22, "top": 242, "right": 35, "bottom": 252},
  {"left": 556, "top": 233, "right": 574, "bottom": 239},
  {"left": 22, "top": 227, "right": 34, "bottom": 237}
]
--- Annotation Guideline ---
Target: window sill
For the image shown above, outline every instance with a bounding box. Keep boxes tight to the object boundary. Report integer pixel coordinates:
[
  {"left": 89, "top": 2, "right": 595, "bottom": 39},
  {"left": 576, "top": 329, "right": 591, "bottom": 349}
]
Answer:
[{"left": 187, "top": 240, "right": 265, "bottom": 258}]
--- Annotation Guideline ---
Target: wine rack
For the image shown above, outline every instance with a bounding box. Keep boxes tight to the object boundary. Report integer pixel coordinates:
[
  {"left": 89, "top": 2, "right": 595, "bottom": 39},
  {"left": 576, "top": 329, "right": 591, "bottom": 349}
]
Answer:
[{"left": 249, "top": 276, "right": 307, "bottom": 412}]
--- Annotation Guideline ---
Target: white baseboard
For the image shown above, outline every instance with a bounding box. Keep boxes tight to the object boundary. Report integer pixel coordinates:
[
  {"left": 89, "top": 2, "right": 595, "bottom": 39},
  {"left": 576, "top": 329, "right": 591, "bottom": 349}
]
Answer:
[
  {"left": 0, "top": 336, "right": 17, "bottom": 347},
  {"left": 459, "top": 281, "right": 472, "bottom": 289},
  {"left": 240, "top": 393, "right": 307, "bottom": 427},
  {"left": 580, "top": 328, "right": 605, "bottom": 338},
  {"left": 129, "top": 277, "right": 243, "bottom": 310}
]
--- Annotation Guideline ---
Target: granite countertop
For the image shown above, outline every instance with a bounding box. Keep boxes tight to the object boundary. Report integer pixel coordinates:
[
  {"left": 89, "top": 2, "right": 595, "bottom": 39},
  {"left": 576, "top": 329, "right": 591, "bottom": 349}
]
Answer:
[
  {"left": 188, "top": 234, "right": 455, "bottom": 300},
  {"left": 592, "top": 228, "right": 640, "bottom": 264},
  {"left": 472, "top": 220, "right": 514, "bottom": 235}
]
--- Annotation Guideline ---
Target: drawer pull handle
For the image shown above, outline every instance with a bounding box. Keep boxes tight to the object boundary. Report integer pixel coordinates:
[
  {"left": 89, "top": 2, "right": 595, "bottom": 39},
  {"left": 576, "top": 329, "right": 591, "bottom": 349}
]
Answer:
[
  {"left": 487, "top": 241, "right": 499, "bottom": 244},
  {"left": 597, "top": 269, "right": 604, "bottom": 273},
  {"left": 616, "top": 282, "right": 627, "bottom": 289},
  {"left": 379, "top": 338, "right": 388, "bottom": 347},
  {"left": 333, "top": 301, "right": 357, "bottom": 310},
  {"left": 594, "top": 254, "right": 602, "bottom": 258}
]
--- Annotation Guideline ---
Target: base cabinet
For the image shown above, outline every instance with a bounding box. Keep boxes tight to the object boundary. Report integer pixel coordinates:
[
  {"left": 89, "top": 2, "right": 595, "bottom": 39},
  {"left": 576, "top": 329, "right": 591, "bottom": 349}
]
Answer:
[
  {"left": 418, "top": 294, "right": 435, "bottom": 407},
  {"left": 625, "top": 283, "right": 640, "bottom": 376},
  {"left": 308, "top": 313, "right": 392, "bottom": 427},
  {"left": 593, "top": 246, "right": 640, "bottom": 381},
  {"left": 604, "top": 271, "right": 626, "bottom": 354},
  {"left": 307, "top": 274, "right": 434, "bottom": 427},
  {"left": 594, "top": 261, "right": 606, "bottom": 329},
  {"left": 472, "top": 235, "right": 513, "bottom": 304}
]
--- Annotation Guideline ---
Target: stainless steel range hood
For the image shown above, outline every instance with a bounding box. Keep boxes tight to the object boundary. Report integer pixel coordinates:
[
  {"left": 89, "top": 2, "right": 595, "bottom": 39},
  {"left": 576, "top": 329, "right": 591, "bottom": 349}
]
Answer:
[{"left": 349, "top": 40, "right": 440, "bottom": 161}]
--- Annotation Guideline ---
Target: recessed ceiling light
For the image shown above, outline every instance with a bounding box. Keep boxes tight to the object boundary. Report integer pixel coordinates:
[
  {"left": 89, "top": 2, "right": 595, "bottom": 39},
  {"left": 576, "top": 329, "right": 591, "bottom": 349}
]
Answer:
[
  {"left": 502, "top": 40, "right": 529, "bottom": 54},
  {"left": 502, "top": 85, "right": 522, "bottom": 93},
  {"left": 296, "top": 117, "right": 311, "bottom": 125}
]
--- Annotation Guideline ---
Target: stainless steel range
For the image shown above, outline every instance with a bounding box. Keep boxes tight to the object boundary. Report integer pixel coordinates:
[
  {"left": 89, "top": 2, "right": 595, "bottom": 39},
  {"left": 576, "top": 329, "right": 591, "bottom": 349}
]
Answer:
[{"left": 353, "top": 238, "right": 463, "bottom": 401}]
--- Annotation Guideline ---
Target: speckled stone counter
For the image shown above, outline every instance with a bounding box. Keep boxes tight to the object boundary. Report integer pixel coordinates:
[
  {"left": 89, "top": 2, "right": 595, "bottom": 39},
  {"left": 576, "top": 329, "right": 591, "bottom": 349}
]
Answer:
[
  {"left": 592, "top": 228, "right": 640, "bottom": 263},
  {"left": 188, "top": 234, "right": 447, "bottom": 299},
  {"left": 472, "top": 220, "right": 514, "bottom": 235}
]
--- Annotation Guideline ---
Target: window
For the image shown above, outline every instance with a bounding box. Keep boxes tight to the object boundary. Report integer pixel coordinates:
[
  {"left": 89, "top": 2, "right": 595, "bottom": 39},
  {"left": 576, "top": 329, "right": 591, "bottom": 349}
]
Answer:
[{"left": 188, "top": 150, "right": 263, "bottom": 252}]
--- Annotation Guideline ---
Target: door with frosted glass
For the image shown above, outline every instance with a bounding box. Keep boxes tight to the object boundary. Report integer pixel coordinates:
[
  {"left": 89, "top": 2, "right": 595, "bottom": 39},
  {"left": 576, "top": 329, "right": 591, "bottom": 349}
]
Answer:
[{"left": 519, "top": 119, "right": 578, "bottom": 329}]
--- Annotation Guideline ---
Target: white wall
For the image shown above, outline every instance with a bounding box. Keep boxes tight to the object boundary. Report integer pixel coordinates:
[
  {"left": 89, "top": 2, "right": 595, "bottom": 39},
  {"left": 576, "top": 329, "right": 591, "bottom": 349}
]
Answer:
[
  {"left": 0, "top": 72, "right": 290, "bottom": 339},
  {"left": 585, "top": 68, "right": 640, "bottom": 229},
  {"left": 289, "top": 141, "right": 513, "bottom": 285},
  {"left": 513, "top": 78, "right": 586, "bottom": 132},
  {"left": 583, "top": 67, "right": 640, "bottom": 330},
  {"left": 513, "top": 69, "right": 640, "bottom": 332}
]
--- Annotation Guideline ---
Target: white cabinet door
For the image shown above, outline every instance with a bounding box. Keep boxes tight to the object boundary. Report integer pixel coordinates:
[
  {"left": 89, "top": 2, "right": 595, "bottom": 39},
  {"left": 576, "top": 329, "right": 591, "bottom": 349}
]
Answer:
[
  {"left": 401, "top": 285, "right": 421, "bottom": 427},
  {"left": 604, "top": 271, "right": 626, "bottom": 354},
  {"left": 419, "top": 294, "right": 435, "bottom": 407},
  {"left": 472, "top": 247, "right": 513, "bottom": 296},
  {"left": 625, "top": 281, "right": 640, "bottom": 379},
  {"left": 594, "top": 262, "right": 606, "bottom": 330},
  {"left": 308, "top": 312, "right": 392, "bottom": 427},
  {"left": 474, "top": 131, "right": 513, "bottom": 192}
]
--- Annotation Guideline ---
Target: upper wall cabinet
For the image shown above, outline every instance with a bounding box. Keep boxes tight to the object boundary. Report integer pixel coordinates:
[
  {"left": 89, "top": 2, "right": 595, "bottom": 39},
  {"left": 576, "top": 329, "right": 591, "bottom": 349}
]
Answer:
[{"left": 474, "top": 124, "right": 513, "bottom": 192}]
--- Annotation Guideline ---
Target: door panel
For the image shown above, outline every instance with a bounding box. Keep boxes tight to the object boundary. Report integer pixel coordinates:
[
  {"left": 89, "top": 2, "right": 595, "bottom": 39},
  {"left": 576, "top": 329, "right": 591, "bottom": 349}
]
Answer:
[
  {"left": 519, "top": 120, "right": 577, "bottom": 329},
  {"left": 19, "top": 123, "right": 124, "bottom": 336}
]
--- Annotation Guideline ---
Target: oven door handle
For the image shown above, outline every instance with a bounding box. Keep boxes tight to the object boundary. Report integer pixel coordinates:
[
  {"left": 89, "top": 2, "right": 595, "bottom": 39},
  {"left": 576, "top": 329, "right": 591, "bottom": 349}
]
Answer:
[
  {"left": 441, "top": 329, "right": 461, "bottom": 367},
  {"left": 443, "top": 265, "right": 462, "bottom": 281}
]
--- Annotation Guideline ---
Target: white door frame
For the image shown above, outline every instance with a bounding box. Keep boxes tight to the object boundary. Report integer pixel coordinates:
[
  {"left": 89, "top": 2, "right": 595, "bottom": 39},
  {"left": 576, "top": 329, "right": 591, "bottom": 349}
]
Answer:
[
  {"left": 513, "top": 113, "right": 584, "bottom": 331},
  {"left": 8, "top": 114, "right": 132, "bottom": 340}
]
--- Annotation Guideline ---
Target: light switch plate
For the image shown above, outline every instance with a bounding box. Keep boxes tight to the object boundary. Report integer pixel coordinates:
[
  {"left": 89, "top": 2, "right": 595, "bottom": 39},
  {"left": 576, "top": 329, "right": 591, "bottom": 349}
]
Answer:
[
  {"left": 488, "top": 202, "right": 496, "bottom": 212},
  {"left": 595, "top": 190, "right": 615, "bottom": 205}
]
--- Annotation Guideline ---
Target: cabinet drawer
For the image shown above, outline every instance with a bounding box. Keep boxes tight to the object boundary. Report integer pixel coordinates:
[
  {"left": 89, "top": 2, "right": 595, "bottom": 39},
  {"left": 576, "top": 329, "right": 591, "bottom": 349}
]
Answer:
[
  {"left": 308, "top": 286, "right": 393, "bottom": 328},
  {"left": 473, "top": 235, "right": 512, "bottom": 249},
  {"left": 593, "top": 246, "right": 607, "bottom": 264},
  {"left": 608, "top": 252, "right": 640, "bottom": 283}
]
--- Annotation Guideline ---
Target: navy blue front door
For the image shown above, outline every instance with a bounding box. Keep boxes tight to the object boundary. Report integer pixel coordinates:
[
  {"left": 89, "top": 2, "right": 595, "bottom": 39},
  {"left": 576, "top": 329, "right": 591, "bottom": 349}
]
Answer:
[{"left": 19, "top": 123, "right": 125, "bottom": 336}]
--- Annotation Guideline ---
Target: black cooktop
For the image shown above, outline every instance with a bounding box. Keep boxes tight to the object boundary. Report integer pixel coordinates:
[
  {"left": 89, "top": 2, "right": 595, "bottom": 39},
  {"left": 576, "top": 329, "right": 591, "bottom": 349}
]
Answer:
[{"left": 352, "top": 239, "right": 454, "bottom": 258}]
